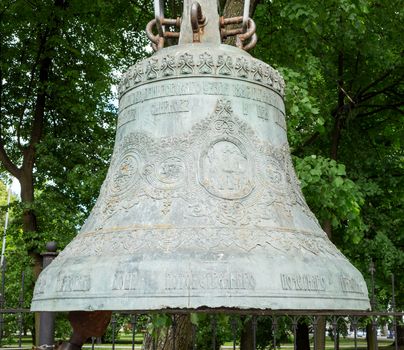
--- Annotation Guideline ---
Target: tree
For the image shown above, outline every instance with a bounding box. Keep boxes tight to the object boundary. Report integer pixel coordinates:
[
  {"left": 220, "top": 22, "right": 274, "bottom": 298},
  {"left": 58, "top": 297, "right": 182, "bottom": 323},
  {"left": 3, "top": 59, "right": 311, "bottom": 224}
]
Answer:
[
  {"left": 2, "top": 0, "right": 402, "bottom": 348},
  {"left": 254, "top": 0, "right": 403, "bottom": 347},
  {"left": 0, "top": 0, "right": 149, "bottom": 254},
  {"left": 254, "top": 0, "right": 403, "bottom": 305},
  {"left": 0, "top": 0, "right": 150, "bottom": 343},
  {"left": 255, "top": 0, "right": 402, "bottom": 232}
]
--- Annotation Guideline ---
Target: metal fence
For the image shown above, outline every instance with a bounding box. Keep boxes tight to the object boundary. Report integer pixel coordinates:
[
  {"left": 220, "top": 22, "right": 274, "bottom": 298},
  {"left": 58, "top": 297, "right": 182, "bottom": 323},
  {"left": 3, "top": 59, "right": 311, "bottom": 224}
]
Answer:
[
  {"left": 1, "top": 308, "right": 403, "bottom": 350},
  {"left": 96, "top": 310, "right": 403, "bottom": 350},
  {"left": 0, "top": 264, "right": 27, "bottom": 349}
]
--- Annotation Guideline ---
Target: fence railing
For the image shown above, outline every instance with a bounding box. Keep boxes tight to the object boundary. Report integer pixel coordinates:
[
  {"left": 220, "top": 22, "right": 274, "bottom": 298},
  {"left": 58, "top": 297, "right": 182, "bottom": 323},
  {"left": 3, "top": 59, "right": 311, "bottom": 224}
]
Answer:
[
  {"left": 95, "top": 311, "right": 404, "bottom": 350},
  {"left": 1, "top": 309, "right": 403, "bottom": 350}
]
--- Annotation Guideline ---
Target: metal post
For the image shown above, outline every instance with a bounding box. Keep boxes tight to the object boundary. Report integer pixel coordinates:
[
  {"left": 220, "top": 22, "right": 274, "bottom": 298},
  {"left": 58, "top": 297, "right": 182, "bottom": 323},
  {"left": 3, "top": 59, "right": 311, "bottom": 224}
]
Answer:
[
  {"left": 0, "top": 258, "right": 5, "bottom": 346},
  {"left": 38, "top": 242, "right": 58, "bottom": 349},
  {"left": 369, "top": 261, "right": 378, "bottom": 350},
  {"left": 0, "top": 185, "right": 10, "bottom": 347},
  {"left": 172, "top": 315, "right": 176, "bottom": 350},
  {"left": 313, "top": 316, "right": 318, "bottom": 350},
  {"left": 391, "top": 274, "right": 398, "bottom": 350},
  {"left": 111, "top": 314, "right": 116, "bottom": 350},
  {"left": 272, "top": 316, "right": 278, "bottom": 349},
  {"left": 211, "top": 315, "right": 217, "bottom": 350},
  {"left": 332, "top": 317, "right": 338, "bottom": 350},
  {"left": 131, "top": 315, "right": 137, "bottom": 350},
  {"left": 351, "top": 316, "right": 358, "bottom": 350},
  {"left": 231, "top": 316, "right": 237, "bottom": 350},
  {"left": 252, "top": 315, "right": 257, "bottom": 350},
  {"left": 292, "top": 317, "right": 298, "bottom": 350},
  {"left": 372, "top": 317, "right": 378, "bottom": 350},
  {"left": 18, "top": 271, "right": 25, "bottom": 348}
]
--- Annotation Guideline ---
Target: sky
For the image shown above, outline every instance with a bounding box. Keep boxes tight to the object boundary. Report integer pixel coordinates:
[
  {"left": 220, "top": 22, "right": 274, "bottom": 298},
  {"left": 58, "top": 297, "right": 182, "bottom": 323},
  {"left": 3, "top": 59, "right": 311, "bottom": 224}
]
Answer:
[{"left": 10, "top": 176, "right": 20, "bottom": 198}]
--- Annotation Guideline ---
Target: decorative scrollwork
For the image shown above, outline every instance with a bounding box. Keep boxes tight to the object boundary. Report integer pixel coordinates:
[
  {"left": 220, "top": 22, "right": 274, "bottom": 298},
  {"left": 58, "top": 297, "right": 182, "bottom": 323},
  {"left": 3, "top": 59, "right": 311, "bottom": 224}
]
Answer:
[
  {"left": 198, "top": 52, "right": 214, "bottom": 74},
  {"left": 58, "top": 226, "right": 345, "bottom": 259},
  {"left": 178, "top": 53, "right": 195, "bottom": 74},
  {"left": 118, "top": 52, "right": 285, "bottom": 97},
  {"left": 81, "top": 98, "right": 320, "bottom": 241}
]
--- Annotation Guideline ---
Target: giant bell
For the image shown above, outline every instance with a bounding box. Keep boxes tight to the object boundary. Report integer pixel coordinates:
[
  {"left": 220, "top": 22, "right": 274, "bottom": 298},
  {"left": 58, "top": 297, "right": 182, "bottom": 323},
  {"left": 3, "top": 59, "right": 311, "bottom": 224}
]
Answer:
[{"left": 31, "top": 0, "right": 370, "bottom": 312}]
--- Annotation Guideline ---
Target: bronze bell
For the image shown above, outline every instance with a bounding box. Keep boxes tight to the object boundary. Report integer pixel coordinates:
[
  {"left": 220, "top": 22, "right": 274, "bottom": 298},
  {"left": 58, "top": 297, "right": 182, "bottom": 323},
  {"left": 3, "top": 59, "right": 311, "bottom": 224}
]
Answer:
[{"left": 31, "top": 0, "right": 370, "bottom": 313}]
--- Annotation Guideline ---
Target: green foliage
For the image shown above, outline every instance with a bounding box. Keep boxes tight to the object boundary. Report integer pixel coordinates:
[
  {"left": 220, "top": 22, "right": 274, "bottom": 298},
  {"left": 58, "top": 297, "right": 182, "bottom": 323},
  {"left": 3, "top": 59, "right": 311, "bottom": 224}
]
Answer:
[
  {"left": 255, "top": 316, "right": 291, "bottom": 350},
  {"left": 0, "top": 180, "right": 14, "bottom": 234},
  {"left": 190, "top": 314, "right": 292, "bottom": 349},
  {"left": 192, "top": 314, "right": 232, "bottom": 350},
  {"left": 294, "top": 155, "right": 366, "bottom": 243},
  {"left": 54, "top": 313, "right": 72, "bottom": 341},
  {"left": 253, "top": 0, "right": 403, "bottom": 309},
  {"left": 0, "top": 0, "right": 151, "bottom": 341},
  {"left": 146, "top": 314, "right": 173, "bottom": 340},
  {"left": 0, "top": 3, "right": 402, "bottom": 348},
  {"left": 102, "top": 314, "right": 131, "bottom": 343},
  {"left": 0, "top": 182, "right": 35, "bottom": 339},
  {"left": 277, "top": 67, "right": 324, "bottom": 151},
  {"left": 0, "top": 0, "right": 151, "bottom": 248}
]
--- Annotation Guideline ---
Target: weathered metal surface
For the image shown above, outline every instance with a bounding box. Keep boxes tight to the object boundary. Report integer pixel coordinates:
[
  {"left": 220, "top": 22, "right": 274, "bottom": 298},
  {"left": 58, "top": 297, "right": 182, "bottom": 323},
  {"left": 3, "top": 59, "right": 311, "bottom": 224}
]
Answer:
[{"left": 31, "top": 0, "right": 370, "bottom": 312}]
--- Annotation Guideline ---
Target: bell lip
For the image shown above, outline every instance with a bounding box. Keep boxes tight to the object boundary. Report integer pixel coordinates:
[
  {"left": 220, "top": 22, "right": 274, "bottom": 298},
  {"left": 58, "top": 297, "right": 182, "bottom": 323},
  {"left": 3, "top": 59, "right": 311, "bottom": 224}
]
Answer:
[
  {"left": 30, "top": 307, "right": 372, "bottom": 314},
  {"left": 31, "top": 298, "right": 371, "bottom": 313}
]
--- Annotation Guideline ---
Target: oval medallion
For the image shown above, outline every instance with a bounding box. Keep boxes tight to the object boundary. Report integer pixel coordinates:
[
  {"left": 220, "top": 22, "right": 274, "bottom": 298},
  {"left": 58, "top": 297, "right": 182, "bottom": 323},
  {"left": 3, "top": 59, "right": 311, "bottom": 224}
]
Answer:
[
  {"left": 156, "top": 157, "right": 186, "bottom": 185},
  {"left": 199, "top": 138, "right": 254, "bottom": 200},
  {"left": 109, "top": 151, "right": 141, "bottom": 196}
]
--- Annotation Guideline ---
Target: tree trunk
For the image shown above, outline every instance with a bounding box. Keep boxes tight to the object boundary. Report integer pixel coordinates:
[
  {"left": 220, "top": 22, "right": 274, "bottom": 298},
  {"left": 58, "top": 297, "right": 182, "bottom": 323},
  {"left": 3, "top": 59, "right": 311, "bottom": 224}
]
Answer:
[
  {"left": 18, "top": 0, "right": 66, "bottom": 342},
  {"left": 296, "top": 322, "right": 310, "bottom": 350},
  {"left": 143, "top": 315, "right": 193, "bottom": 350},
  {"left": 20, "top": 168, "right": 43, "bottom": 345},
  {"left": 240, "top": 318, "right": 254, "bottom": 350},
  {"left": 330, "top": 115, "right": 343, "bottom": 161},
  {"left": 315, "top": 317, "right": 326, "bottom": 350},
  {"left": 223, "top": 0, "right": 260, "bottom": 45},
  {"left": 323, "top": 220, "right": 332, "bottom": 238},
  {"left": 19, "top": 170, "right": 41, "bottom": 278}
]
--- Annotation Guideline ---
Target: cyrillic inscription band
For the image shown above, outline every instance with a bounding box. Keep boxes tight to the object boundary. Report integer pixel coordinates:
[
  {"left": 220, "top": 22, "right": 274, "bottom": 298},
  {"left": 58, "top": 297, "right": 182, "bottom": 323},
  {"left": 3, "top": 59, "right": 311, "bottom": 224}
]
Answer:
[
  {"left": 280, "top": 273, "right": 326, "bottom": 292},
  {"left": 119, "top": 80, "right": 284, "bottom": 118},
  {"left": 340, "top": 274, "right": 364, "bottom": 294},
  {"left": 112, "top": 271, "right": 138, "bottom": 291},
  {"left": 151, "top": 99, "right": 190, "bottom": 115},
  {"left": 56, "top": 274, "right": 91, "bottom": 292},
  {"left": 165, "top": 271, "right": 256, "bottom": 290}
]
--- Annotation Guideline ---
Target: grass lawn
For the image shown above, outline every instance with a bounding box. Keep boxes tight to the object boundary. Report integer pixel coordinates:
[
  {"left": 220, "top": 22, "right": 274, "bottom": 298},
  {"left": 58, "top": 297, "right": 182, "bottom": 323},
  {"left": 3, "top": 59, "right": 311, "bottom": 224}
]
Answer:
[{"left": 0, "top": 333, "right": 395, "bottom": 350}]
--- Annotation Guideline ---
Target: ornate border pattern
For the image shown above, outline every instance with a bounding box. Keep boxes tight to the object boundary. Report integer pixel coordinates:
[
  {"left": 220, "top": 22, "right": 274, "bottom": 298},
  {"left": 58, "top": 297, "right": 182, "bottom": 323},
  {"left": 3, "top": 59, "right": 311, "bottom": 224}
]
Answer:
[
  {"left": 118, "top": 51, "right": 285, "bottom": 98},
  {"left": 57, "top": 226, "right": 346, "bottom": 259}
]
